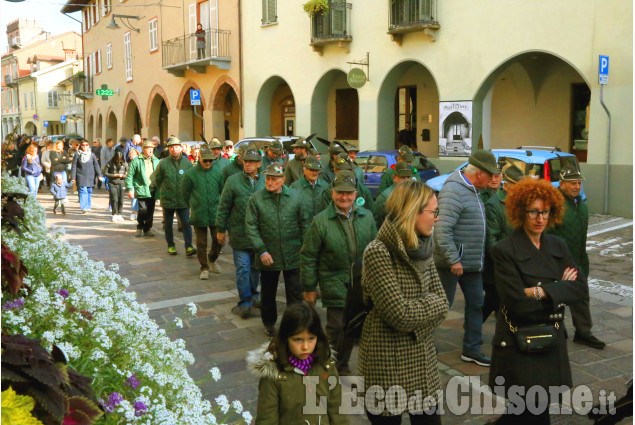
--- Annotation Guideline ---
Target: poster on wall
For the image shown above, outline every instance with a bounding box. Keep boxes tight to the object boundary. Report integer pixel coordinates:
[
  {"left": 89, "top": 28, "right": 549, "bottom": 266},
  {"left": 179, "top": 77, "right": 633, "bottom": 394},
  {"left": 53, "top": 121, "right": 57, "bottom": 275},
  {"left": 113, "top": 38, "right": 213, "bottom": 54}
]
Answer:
[{"left": 439, "top": 101, "right": 472, "bottom": 157}]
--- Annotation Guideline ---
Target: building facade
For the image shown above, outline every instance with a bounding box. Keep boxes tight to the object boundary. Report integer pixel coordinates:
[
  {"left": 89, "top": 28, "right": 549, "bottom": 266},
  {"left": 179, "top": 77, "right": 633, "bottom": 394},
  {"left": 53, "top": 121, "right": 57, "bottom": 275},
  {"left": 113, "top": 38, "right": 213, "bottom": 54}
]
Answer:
[
  {"left": 241, "top": 0, "right": 633, "bottom": 216},
  {"left": 61, "top": 0, "right": 242, "bottom": 144}
]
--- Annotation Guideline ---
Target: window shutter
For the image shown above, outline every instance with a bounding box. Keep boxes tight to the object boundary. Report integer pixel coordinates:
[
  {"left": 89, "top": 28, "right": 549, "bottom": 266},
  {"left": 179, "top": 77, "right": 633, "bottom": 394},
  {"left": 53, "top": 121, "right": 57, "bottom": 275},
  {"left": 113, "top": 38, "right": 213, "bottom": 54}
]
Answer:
[
  {"left": 418, "top": 0, "right": 431, "bottom": 21},
  {"left": 268, "top": 0, "right": 277, "bottom": 23},
  {"left": 189, "top": 4, "right": 197, "bottom": 59},
  {"left": 124, "top": 32, "right": 132, "bottom": 81},
  {"left": 97, "top": 50, "right": 101, "bottom": 73},
  {"left": 331, "top": 2, "right": 346, "bottom": 35}
]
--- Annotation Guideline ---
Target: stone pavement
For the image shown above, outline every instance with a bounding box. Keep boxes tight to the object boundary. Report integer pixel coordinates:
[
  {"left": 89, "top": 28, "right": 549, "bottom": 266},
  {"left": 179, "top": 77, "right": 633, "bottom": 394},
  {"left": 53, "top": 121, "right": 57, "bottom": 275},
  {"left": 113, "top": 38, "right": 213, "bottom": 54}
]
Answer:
[{"left": 40, "top": 188, "right": 633, "bottom": 425}]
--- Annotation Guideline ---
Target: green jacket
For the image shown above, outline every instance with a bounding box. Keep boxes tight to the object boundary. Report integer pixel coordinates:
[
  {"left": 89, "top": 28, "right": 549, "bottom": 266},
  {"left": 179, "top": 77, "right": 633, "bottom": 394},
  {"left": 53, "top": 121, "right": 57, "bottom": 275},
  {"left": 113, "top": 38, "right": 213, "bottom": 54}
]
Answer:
[
  {"left": 353, "top": 164, "right": 364, "bottom": 183},
  {"left": 479, "top": 187, "right": 498, "bottom": 204},
  {"left": 372, "top": 185, "right": 394, "bottom": 229},
  {"left": 215, "top": 156, "right": 231, "bottom": 171},
  {"left": 290, "top": 177, "right": 329, "bottom": 220},
  {"left": 549, "top": 192, "right": 590, "bottom": 277},
  {"left": 377, "top": 164, "right": 421, "bottom": 193},
  {"left": 125, "top": 155, "right": 159, "bottom": 198},
  {"left": 284, "top": 157, "right": 304, "bottom": 186},
  {"left": 301, "top": 203, "right": 377, "bottom": 308},
  {"left": 320, "top": 180, "right": 374, "bottom": 211},
  {"left": 483, "top": 189, "right": 513, "bottom": 283},
  {"left": 181, "top": 162, "right": 223, "bottom": 227},
  {"left": 221, "top": 159, "right": 243, "bottom": 183},
  {"left": 245, "top": 186, "right": 309, "bottom": 270},
  {"left": 247, "top": 343, "right": 347, "bottom": 425},
  {"left": 216, "top": 172, "right": 265, "bottom": 249},
  {"left": 151, "top": 155, "right": 193, "bottom": 209},
  {"left": 260, "top": 155, "right": 283, "bottom": 173},
  {"left": 319, "top": 162, "right": 336, "bottom": 185}
]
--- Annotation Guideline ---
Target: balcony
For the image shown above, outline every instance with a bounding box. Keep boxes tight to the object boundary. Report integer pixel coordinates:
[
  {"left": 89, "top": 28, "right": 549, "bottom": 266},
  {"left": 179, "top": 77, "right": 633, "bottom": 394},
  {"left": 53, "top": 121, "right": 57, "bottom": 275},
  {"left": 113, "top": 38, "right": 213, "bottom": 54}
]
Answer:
[
  {"left": 388, "top": 0, "right": 440, "bottom": 44},
  {"left": 4, "top": 74, "right": 18, "bottom": 87},
  {"left": 9, "top": 36, "right": 20, "bottom": 49},
  {"left": 64, "top": 103, "right": 83, "bottom": 118},
  {"left": 161, "top": 28, "right": 231, "bottom": 77},
  {"left": 310, "top": 2, "right": 352, "bottom": 55},
  {"left": 73, "top": 76, "right": 93, "bottom": 100}
]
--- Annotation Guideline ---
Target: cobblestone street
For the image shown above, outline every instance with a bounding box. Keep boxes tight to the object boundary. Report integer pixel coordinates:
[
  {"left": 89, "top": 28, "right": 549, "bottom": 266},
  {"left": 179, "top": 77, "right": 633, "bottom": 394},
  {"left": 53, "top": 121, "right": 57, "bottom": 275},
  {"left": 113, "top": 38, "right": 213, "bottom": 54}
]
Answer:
[{"left": 43, "top": 189, "right": 633, "bottom": 424}]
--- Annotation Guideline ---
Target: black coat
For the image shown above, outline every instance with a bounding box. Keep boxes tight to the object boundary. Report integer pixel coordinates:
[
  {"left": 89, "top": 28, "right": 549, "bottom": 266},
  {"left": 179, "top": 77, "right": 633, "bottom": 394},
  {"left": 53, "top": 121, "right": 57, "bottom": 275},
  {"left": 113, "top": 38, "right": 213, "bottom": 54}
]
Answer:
[
  {"left": 49, "top": 151, "right": 72, "bottom": 174},
  {"left": 71, "top": 152, "right": 101, "bottom": 187},
  {"left": 488, "top": 228, "right": 587, "bottom": 392}
]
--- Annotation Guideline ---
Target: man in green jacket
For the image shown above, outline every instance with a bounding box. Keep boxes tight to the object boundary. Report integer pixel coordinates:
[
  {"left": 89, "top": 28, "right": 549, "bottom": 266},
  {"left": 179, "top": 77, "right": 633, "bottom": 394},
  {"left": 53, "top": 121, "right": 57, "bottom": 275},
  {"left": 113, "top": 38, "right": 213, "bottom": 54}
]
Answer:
[
  {"left": 320, "top": 154, "right": 374, "bottom": 211},
  {"left": 549, "top": 167, "right": 605, "bottom": 349},
  {"left": 479, "top": 171, "right": 503, "bottom": 204},
  {"left": 377, "top": 146, "right": 421, "bottom": 193},
  {"left": 290, "top": 156, "right": 328, "bottom": 222},
  {"left": 221, "top": 143, "right": 247, "bottom": 183},
  {"left": 246, "top": 163, "right": 309, "bottom": 336},
  {"left": 126, "top": 140, "right": 159, "bottom": 237},
  {"left": 284, "top": 138, "right": 310, "bottom": 186},
  {"left": 260, "top": 140, "right": 284, "bottom": 173},
  {"left": 209, "top": 138, "right": 230, "bottom": 171},
  {"left": 152, "top": 136, "right": 195, "bottom": 256},
  {"left": 216, "top": 147, "right": 265, "bottom": 319},
  {"left": 482, "top": 165, "right": 522, "bottom": 321},
  {"left": 301, "top": 170, "right": 377, "bottom": 374},
  {"left": 372, "top": 161, "right": 413, "bottom": 229},
  {"left": 318, "top": 142, "right": 344, "bottom": 185},
  {"left": 182, "top": 148, "right": 224, "bottom": 279}
]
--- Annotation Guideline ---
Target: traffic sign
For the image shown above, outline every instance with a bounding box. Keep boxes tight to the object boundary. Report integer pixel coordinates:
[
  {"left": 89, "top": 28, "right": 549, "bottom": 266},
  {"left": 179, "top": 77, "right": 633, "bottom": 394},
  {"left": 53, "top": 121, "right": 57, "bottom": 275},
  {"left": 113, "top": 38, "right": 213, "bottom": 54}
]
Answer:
[
  {"left": 190, "top": 89, "right": 201, "bottom": 106},
  {"left": 598, "top": 55, "right": 609, "bottom": 85},
  {"left": 33, "top": 114, "right": 38, "bottom": 120},
  {"left": 43, "top": 121, "right": 49, "bottom": 128},
  {"left": 61, "top": 115, "right": 67, "bottom": 123}
]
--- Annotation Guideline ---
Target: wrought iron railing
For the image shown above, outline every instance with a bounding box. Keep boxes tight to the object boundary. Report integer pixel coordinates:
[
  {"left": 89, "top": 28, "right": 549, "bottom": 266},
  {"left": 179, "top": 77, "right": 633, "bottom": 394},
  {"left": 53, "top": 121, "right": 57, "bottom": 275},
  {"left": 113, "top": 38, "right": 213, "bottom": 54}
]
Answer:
[
  {"left": 162, "top": 28, "right": 230, "bottom": 68},
  {"left": 311, "top": 2, "right": 352, "bottom": 43},
  {"left": 72, "top": 77, "right": 93, "bottom": 99},
  {"left": 389, "top": 0, "right": 438, "bottom": 31}
]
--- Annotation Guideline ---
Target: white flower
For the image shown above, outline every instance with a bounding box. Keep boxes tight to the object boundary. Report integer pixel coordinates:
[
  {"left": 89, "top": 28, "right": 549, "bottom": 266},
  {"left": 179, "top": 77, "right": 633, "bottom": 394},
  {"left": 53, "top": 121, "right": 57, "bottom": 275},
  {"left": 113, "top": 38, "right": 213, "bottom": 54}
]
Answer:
[
  {"left": 209, "top": 367, "right": 221, "bottom": 382},
  {"left": 242, "top": 411, "right": 253, "bottom": 424},
  {"left": 215, "top": 395, "right": 230, "bottom": 414},
  {"left": 232, "top": 400, "right": 243, "bottom": 414},
  {"left": 174, "top": 317, "right": 183, "bottom": 328},
  {"left": 186, "top": 302, "right": 198, "bottom": 316}
]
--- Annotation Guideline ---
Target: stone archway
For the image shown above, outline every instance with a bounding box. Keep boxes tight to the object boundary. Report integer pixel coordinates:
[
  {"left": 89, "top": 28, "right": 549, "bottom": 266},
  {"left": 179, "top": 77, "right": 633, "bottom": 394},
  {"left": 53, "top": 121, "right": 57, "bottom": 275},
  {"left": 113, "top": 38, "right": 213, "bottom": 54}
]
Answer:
[
  {"left": 472, "top": 51, "right": 590, "bottom": 161},
  {"left": 210, "top": 77, "right": 240, "bottom": 141},
  {"left": 376, "top": 60, "right": 439, "bottom": 156},
  {"left": 123, "top": 92, "right": 143, "bottom": 137},
  {"left": 96, "top": 113, "right": 103, "bottom": 141},
  {"left": 311, "top": 68, "right": 358, "bottom": 147},
  {"left": 147, "top": 85, "right": 171, "bottom": 142},
  {"left": 177, "top": 81, "right": 206, "bottom": 141},
  {"left": 86, "top": 114, "right": 94, "bottom": 142},
  {"left": 256, "top": 76, "right": 295, "bottom": 137},
  {"left": 106, "top": 110, "right": 118, "bottom": 142}
]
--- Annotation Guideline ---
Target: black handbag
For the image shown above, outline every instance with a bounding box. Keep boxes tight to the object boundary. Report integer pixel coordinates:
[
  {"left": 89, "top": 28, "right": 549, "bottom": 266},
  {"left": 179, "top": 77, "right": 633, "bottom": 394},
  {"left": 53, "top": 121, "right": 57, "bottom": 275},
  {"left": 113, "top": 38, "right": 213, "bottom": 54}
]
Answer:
[{"left": 502, "top": 306, "right": 559, "bottom": 353}]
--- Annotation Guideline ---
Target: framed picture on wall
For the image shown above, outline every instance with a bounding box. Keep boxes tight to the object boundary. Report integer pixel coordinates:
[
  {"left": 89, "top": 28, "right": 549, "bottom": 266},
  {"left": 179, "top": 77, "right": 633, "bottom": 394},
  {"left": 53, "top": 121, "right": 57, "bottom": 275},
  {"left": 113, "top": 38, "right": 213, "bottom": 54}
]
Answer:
[{"left": 439, "top": 101, "right": 472, "bottom": 157}]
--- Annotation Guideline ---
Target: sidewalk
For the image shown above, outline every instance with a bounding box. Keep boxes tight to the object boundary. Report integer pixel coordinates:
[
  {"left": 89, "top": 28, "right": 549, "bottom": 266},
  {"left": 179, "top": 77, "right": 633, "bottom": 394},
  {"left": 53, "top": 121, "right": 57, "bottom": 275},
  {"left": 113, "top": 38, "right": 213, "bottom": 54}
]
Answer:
[{"left": 42, "top": 189, "right": 633, "bottom": 424}]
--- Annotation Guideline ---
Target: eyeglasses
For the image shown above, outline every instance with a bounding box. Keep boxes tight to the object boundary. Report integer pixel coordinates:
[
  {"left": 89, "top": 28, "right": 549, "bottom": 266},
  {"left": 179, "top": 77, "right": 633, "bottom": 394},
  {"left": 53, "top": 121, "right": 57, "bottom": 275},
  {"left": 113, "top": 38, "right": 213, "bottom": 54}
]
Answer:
[
  {"left": 419, "top": 207, "right": 440, "bottom": 218},
  {"left": 202, "top": 159, "right": 213, "bottom": 163},
  {"left": 526, "top": 209, "right": 551, "bottom": 219}
]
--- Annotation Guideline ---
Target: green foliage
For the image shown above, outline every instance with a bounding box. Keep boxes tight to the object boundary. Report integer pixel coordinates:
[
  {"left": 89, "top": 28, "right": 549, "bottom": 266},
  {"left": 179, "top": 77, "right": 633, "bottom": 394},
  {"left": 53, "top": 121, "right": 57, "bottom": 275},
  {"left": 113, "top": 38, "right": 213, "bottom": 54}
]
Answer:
[{"left": 303, "top": 0, "right": 329, "bottom": 16}]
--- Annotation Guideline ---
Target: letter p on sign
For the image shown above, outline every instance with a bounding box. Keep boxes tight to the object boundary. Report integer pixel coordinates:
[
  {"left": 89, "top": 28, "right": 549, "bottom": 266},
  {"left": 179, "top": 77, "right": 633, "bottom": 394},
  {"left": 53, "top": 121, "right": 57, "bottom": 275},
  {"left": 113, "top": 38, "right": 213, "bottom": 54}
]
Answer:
[{"left": 599, "top": 55, "right": 609, "bottom": 85}]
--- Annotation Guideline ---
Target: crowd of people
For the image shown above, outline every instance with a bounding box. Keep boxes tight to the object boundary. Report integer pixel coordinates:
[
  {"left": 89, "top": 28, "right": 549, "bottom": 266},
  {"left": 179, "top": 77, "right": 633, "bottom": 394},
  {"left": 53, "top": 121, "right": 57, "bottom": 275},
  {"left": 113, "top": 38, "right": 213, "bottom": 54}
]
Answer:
[{"left": 3, "top": 133, "right": 603, "bottom": 424}]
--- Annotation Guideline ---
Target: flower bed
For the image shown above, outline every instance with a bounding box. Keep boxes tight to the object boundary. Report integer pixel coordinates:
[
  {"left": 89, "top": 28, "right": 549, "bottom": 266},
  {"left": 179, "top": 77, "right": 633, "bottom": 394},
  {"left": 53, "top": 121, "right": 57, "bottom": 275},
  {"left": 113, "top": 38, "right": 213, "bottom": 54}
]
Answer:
[{"left": 1, "top": 174, "right": 251, "bottom": 424}]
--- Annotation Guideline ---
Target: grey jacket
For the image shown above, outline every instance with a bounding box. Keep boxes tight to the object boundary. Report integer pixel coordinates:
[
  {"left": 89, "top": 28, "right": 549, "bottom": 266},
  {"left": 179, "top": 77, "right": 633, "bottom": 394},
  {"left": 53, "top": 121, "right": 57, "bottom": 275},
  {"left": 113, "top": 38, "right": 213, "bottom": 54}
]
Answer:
[{"left": 433, "top": 170, "right": 486, "bottom": 272}]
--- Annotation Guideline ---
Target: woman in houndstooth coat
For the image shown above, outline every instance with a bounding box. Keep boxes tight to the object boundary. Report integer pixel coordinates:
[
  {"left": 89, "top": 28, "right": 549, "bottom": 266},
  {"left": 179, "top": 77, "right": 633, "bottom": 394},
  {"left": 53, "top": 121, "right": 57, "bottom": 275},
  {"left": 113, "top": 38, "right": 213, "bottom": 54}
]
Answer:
[{"left": 359, "top": 180, "right": 449, "bottom": 424}]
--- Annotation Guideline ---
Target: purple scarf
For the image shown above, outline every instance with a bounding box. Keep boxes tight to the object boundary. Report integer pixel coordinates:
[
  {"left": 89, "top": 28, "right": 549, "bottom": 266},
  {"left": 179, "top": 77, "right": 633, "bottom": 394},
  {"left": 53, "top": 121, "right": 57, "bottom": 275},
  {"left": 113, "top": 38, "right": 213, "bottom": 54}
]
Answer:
[{"left": 288, "top": 354, "right": 315, "bottom": 375}]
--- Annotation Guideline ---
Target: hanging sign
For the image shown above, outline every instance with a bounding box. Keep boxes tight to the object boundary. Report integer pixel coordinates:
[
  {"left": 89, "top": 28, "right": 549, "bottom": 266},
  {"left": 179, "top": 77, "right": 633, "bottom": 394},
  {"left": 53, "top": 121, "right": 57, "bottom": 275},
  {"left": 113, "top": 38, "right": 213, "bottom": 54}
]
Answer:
[{"left": 347, "top": 68, "right": 366, "bottom": 89}]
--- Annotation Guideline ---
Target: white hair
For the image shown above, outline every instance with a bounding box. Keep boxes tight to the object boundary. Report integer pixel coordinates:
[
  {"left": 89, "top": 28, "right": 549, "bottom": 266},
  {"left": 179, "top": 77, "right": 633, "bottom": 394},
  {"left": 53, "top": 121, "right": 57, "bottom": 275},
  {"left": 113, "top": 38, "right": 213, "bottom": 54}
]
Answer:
[
  {"left": 464, "top": 164, "right": 482, "bottom": 176},
  {"left": 132, "top": 134, "right": 141, "bottom": 143},
  {"left": 152, "top": 136, "right": 160, "bottom": 142}
]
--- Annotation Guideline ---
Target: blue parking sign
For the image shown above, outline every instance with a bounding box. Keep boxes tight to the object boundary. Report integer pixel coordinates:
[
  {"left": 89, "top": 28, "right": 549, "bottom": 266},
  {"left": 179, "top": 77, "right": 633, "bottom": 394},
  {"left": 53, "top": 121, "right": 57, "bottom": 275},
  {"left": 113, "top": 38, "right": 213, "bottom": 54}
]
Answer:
[
  {"left": 61, "top": 115, "right": 67, "bottom": 123},
  {"left": 44, "top": 121, "right": 49, "bottom": 128},
  {"left": 190, "top": 89, "right": 201, "bottom": 106},
  {"left": 598, "top": 55, "right": 609, "bottom": 85}
]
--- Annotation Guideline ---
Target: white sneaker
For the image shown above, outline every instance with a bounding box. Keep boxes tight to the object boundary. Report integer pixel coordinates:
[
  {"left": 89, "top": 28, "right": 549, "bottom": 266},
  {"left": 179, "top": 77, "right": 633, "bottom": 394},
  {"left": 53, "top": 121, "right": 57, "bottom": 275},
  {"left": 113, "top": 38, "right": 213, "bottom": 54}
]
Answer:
[
  {"left": 111, "top": 215, "right": 117, "bottom": 222},
  {"left": 209, "top": 262, "right": 221, "bottom": 274},
  {"left": 130, "top": 213, "right": 137, "bottom": 221},
  {"left": 199, "top": 270, "right": 209, "bottom": 280},
  {"left": 116, "top": 215, "right": 124, "bottom": 222}
]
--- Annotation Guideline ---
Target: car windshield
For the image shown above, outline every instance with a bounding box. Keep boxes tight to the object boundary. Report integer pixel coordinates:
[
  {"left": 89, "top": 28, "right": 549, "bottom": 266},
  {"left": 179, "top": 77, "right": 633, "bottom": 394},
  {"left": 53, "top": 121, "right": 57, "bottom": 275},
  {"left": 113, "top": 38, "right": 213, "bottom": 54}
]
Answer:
[
  {"left": 355, "top": 156, "right": 370, "bottom": 169},
  {"left": 367, "top": 155, "right": 388, "bottom": 173},
  {"left": 547, "top": 156, "right": 580, "bottom": 182}
]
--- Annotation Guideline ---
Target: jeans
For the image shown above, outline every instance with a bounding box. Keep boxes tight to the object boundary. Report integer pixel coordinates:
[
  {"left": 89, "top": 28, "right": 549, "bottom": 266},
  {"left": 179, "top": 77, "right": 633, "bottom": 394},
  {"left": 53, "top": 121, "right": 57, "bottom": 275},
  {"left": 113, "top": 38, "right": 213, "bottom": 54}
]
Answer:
[
  {"left": 259, "top": 268, "right": 302, "bottom": 327},
  {"left": 25, "top": 175, "right": 39, "bottom": 198},
  {"left": 53, "top": 199, "right": 66, "bottom": 213},
  {"left": 232, "top": 249, "right": 260, "bottom": 308},
  {"left": 163, "top": 208, "right": 192, "bottom": 248},
  {"left": 78, "top": 186, "right": 93, "bottom": 210},
  {"left": 137, "top": 195, "right": 156, "bottom": 231},
  {"left": 438, "top": 269, "right": 484, "bottom": 355},
  {"left": 194, "top": 226, "right": 222, "bottom": 270},
  {"left": 131, "top": 197, "right": 139, "bottom": 212},
  {"left": 109, "top": 183, "right": 125, "bottom": 215}
]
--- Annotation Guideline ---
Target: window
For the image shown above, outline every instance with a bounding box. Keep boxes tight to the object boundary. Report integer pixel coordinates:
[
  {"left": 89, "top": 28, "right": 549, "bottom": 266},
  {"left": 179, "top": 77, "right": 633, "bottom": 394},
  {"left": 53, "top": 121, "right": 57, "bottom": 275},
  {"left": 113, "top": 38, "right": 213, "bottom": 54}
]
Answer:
[
  {"left": 96, "top": 50, "right": 102, "bottom": 73},
  {"left": 84, "top": 8, "right": 90, "bottom": 31},
  {"left": 124, "top": 32, "right": 132, "bottom": 81},
  {"left": 106, "top": 43, "right": 112, "bottom": 69},
  {"left": 93, "top": 3, "right": 99, "bottom": 24},
  {"left": 366, "top": 155, "right": 388, "bottom": 173},
  {"left": 48, "top": 90, "right": 59, "bottom": 108},
  {"left": 30, "top": 91, "right": 34, "bottom": 109},
  {"left": 101, "top": 0, "right": 111, "bottom": 16},
  {"left": 23, "top": 92, "right": 27, "bottom": 107},
  {"left": 88, "top": 5, "right": 93, "bottom": 28},
  {"left": 262, "top": 0, "right": 277, "bottom": 24},
  {"left": 148, "top": 19, "right": 158, "bottom": 52}
]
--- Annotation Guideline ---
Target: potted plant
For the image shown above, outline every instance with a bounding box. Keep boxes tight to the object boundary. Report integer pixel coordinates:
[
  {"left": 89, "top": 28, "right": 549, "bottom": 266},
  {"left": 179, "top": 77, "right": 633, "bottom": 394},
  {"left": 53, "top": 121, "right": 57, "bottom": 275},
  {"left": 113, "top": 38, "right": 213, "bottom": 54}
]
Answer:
[
  {"left": 303, "top": 0, "right": 329, "bottom": 17},
  {"left": 74, "top": 71, "right": 85, "bottom": 79}
]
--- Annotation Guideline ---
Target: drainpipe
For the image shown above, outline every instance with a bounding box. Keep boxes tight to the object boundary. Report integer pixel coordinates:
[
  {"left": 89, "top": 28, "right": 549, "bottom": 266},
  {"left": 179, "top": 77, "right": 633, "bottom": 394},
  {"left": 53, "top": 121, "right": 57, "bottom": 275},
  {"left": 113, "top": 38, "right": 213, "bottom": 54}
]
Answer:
[
  {"left": 64, "top": 10, "right": 84, "bottom": 137},
  {"left": 238, "top": 0, "right": 243, "bottom": 129},
  {"left": 599, "top": 84, "right": 611, "bottom": 215},
  {"left": 193, "top": 105, "right": 204, "bottom": 137}
]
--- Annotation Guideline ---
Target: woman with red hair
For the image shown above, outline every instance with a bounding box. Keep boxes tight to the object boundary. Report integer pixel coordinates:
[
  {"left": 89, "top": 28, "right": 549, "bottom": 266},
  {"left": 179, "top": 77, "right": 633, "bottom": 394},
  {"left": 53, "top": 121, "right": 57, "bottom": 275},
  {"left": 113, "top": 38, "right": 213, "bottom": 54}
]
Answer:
[{"left": 488, "top": 178, "right": 587, "bottom": 425}]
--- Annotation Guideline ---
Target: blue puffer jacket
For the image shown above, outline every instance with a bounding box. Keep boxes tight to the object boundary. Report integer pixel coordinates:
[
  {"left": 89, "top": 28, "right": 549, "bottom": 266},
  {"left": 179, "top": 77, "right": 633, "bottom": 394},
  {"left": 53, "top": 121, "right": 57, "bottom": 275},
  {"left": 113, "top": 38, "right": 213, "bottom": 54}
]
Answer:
[
  {"left": 50, "top": 181, "right": 74, "bottom": 200},
  {"left": 433, "top": 170, "right": 486, "bottom": 272}
]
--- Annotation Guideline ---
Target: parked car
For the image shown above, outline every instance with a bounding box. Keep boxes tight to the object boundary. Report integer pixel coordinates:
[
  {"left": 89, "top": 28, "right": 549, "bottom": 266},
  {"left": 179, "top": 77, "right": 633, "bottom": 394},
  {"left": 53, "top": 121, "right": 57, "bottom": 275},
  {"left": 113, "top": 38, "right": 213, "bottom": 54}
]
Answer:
[
  {"left": 425, "top": 147, "right": 586, "bottom": 198},
  {"left": 355, "top": 150, "right": 441, "bottom": 197},
  {"left": 236, "top": 136, "right": 317, "bottom": 163}
]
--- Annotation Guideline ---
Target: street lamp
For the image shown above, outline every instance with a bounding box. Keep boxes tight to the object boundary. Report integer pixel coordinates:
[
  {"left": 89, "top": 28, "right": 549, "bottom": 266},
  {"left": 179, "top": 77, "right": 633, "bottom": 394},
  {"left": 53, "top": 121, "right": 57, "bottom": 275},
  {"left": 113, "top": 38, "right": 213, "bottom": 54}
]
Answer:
[{"left": 106, "top": 14, "right": 142, "bottom": 33}]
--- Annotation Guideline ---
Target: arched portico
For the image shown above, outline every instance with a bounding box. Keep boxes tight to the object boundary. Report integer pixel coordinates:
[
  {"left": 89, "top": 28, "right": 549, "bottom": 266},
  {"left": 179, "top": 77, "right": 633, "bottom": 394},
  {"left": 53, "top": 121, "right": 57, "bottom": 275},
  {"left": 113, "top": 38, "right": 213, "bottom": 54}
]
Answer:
[{"left": 255, "top": 76, "right": 295, "bottom": 137}]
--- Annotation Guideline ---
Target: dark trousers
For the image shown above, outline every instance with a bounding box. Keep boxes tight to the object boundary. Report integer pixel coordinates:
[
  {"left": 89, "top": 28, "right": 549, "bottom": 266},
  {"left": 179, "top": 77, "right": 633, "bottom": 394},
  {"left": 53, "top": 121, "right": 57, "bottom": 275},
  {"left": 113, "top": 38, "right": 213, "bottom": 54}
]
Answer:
[
  {"left": 366, "top": 411, "right": 442, "bottom": 425},
  {"left": 260, "top": 268, "right": 302, "bottom": 327},
  {"left": 326, "top": 307, "right": 355, "bottom": 371},
  {"left": 194, "top": 225, "right": 222, "bottom": 271},
  {"left": 53, "top": 199, "right": 65, "bottom": 213},
  {"left": 495, "top": 410, "right": 550, "bottom": 425},
  {"left": 136, "top": 194, "right": 156, "bottom": 231},
  {"left": 482, "top": 280, "right": 500, "bottom": 322},
  {"left": 163, "top": 208, "right": 192, "bottom": 248},
  {"left": 109, "top": 183, "right": 125, "bottom": 215}
]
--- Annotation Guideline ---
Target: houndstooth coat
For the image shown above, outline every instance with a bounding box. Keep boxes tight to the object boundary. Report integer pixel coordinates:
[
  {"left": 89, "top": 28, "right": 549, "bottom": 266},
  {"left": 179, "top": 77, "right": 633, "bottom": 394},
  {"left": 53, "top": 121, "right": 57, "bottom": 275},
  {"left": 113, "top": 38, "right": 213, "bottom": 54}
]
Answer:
[{"left": 358, "top": 218, "right": 449, "bottom": 415}]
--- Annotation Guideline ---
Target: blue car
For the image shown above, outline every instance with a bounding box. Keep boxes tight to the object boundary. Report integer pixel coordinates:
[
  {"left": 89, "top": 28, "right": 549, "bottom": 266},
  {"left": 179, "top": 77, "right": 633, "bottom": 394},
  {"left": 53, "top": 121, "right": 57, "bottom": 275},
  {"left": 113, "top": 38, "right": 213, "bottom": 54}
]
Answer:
[
  {"left": 356, "top": 150, "right": 440, "bottom": 197},
  {"left": 425, "top": 148, "right": 585, "bottom": 198}
]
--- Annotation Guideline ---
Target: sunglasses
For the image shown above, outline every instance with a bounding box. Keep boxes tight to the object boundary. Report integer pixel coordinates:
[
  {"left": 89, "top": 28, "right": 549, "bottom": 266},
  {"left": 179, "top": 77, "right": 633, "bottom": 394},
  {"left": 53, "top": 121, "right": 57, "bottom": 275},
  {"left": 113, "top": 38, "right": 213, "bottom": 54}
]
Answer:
[{"left": 202, "top": 159, "right": 213, "bottom": 163}]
